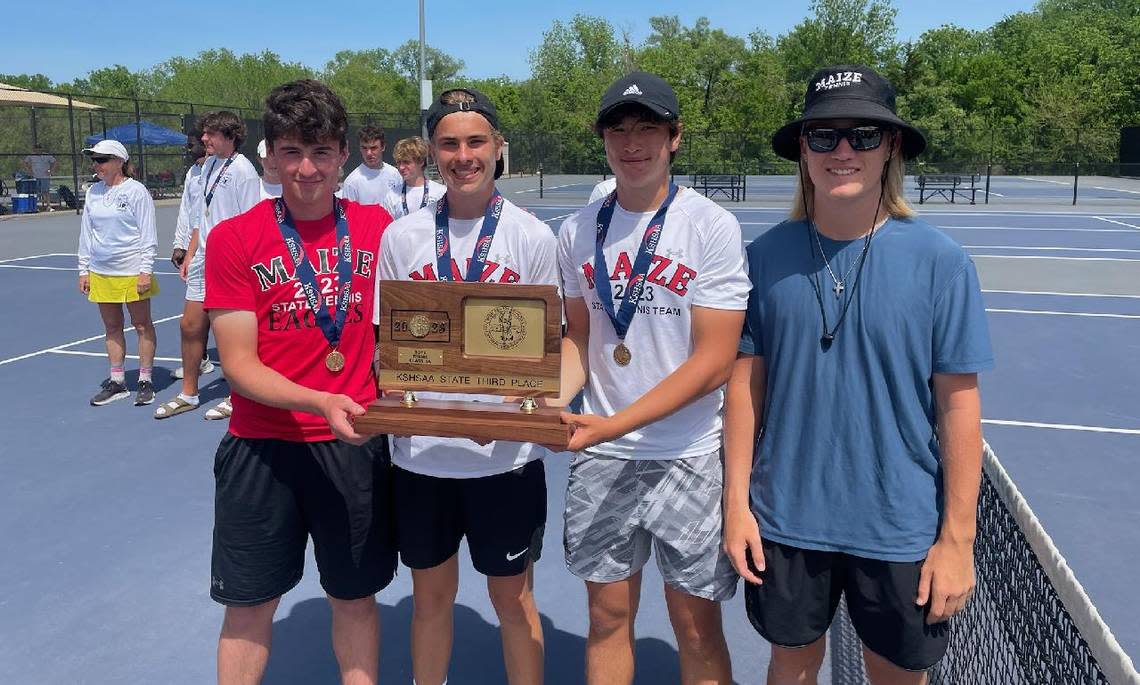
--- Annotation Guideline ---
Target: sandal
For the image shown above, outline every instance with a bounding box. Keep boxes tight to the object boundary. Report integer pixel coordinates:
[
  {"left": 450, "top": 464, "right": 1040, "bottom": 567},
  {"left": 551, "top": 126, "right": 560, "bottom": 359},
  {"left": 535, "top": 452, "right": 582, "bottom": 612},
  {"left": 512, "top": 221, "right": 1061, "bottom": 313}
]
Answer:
[
  {"left": 154, "top": 395, "right": 198, "bottom": 419},
  {"left": 204, "top": 397, "right": 233, "bottom": 421}
]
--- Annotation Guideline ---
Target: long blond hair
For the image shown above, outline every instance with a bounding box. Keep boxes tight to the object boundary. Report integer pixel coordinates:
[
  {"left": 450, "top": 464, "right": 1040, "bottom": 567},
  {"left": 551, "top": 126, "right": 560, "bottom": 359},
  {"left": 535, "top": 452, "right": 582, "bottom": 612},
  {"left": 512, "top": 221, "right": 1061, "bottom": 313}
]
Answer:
[{"left": 789, "top": 135, "right": 915, "bottom": 221}]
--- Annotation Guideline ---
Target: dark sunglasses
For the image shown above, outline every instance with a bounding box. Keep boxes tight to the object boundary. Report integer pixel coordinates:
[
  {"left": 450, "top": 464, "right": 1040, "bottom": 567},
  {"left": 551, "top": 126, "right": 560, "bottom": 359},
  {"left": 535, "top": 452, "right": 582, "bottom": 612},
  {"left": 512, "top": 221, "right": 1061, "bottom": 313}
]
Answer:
[
  {"left": 90, "top": 156, "right": 114, "bottom": 164},
  {"left": 804, "top": 126, "right": 888, "bottom": 153}
]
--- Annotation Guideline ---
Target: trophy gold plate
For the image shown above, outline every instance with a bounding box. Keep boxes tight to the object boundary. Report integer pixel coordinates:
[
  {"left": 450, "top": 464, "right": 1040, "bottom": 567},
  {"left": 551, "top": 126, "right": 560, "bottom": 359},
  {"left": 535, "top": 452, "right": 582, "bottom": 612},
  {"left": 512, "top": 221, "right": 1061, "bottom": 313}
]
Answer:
[{"left": 355, "top": 280, "right": 570, "bottom": 449}]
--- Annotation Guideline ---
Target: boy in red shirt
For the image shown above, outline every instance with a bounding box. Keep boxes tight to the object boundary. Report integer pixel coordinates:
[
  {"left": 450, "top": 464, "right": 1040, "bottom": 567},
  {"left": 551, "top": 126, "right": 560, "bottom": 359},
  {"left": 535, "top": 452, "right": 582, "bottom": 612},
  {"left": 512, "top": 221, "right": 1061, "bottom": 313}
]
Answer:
[{"left": 204, "top": 79, "right": 395, "bottom": 684}]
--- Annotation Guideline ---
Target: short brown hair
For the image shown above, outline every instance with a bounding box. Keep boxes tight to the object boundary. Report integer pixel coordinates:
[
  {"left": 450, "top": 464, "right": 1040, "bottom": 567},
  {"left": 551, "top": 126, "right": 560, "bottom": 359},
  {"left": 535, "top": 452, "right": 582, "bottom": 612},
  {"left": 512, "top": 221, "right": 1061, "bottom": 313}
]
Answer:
[
  {"left": 199, "top": 111, "right": 246, "bottom": 148},
  {"left": 358, "top": 126, "right": 385, "bottom": 145},
  {"left": 263, "top": 79, "right": 349, "bottom": 150}
]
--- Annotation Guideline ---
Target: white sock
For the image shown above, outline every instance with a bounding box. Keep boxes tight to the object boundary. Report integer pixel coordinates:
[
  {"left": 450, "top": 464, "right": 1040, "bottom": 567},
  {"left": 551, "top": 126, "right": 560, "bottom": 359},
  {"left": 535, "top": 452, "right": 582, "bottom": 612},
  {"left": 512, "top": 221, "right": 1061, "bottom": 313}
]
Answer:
[{"left": 178, "top": 393, "right": 200, "bottom": 406}]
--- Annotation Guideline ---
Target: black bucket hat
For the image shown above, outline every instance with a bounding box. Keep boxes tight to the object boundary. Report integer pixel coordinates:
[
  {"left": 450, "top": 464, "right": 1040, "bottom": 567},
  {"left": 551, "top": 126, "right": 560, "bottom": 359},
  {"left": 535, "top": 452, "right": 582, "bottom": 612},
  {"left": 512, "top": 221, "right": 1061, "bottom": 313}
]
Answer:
[
  {"left": 426, "top": 88, "right": 504, "bottom": 179},
  {"left": 771, "top": 64, "right": 925, "bottom": 161}
]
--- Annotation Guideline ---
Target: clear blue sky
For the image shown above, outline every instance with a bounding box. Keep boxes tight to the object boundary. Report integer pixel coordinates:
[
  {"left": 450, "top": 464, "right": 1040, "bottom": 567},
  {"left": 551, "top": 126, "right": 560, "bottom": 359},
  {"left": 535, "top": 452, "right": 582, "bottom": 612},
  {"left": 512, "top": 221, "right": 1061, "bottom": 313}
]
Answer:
[{"left": 6, "top": 0, "right": 1038, "bottom": 84}]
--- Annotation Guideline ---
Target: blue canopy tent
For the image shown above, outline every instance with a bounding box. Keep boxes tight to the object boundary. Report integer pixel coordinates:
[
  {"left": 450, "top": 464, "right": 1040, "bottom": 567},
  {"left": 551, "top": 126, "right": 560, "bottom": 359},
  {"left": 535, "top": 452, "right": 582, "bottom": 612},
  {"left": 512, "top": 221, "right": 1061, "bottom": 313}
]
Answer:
[
  {"left": 84, "top": 119, "right": 187, "bottom": 147},
  {"left": 85, "top": 120, "right": 188, "bottom": 191}
]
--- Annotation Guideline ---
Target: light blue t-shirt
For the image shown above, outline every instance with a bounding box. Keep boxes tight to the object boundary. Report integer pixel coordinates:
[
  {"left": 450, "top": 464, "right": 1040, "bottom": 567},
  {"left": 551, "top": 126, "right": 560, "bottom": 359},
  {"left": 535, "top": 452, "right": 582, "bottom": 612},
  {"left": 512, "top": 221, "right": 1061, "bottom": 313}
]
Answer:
[{"left": 739, "top": 217, "right": 994, "bottom": 562}]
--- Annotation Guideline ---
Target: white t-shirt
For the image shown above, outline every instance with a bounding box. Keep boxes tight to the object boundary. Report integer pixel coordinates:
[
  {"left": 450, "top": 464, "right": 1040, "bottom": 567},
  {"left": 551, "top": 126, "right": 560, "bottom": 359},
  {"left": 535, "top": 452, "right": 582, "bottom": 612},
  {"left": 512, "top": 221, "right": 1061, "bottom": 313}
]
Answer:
[
  {"left": 174, "top": 163, "right": 204, "bottom": 250},
  {"left": 78, "top": 178, "right": 157, "bottom": 276},
  {"left": 380, "top": 180, "right": 446, "bottom": 220},
  {"left": 342, "top": 163, "right": 402, "bottom": 206},
  {"left": 198, "top": 153, "right": 261, "bottom": 252},
  {"left": 557, "top": 187, "right": 750, "bottom": 460},
  {"left": 589, "top": 178, "right": 618, "bottom": 204},
  {"left": 374, "top": 197, "right": 560, "bottom": 478},
  {"left": 260, "top": 179, "right": 282, "bottom": 199}
]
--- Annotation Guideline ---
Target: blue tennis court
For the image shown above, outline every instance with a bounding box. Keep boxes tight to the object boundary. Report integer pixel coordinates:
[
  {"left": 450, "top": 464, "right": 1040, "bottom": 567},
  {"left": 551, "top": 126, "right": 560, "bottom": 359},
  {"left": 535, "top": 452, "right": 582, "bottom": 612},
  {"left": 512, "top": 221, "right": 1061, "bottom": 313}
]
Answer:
[{"left": 1, "top": 192, "right": 1137, "bottom": 682}]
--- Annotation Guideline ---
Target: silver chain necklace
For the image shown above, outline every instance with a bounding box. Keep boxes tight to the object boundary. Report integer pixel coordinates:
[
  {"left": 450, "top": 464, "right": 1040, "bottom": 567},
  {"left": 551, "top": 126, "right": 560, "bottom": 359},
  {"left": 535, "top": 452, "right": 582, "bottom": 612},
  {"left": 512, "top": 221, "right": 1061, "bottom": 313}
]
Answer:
[{"left": 811, "top": 224, "right": 867, "bottom": 298}]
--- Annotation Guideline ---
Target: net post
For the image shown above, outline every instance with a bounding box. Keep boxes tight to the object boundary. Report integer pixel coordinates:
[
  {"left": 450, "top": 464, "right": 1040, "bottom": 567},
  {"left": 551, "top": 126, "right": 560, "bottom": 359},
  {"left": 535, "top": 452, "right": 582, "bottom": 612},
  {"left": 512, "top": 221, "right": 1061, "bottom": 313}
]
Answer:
[
  {"left": 538, "top": 164, "right": 543, "bottom": 199},
  {"left": 985, "top": 164, "right": 992, "bottom": 205},
  {"left": 67, "top": 94, "right": 80, "bottom": 215},
  {"left": 1072, "top": 162, "right": 1079, "bottom": 205},
  {"left": 134, "top": 96, "right": 146, "bottom": 187}
]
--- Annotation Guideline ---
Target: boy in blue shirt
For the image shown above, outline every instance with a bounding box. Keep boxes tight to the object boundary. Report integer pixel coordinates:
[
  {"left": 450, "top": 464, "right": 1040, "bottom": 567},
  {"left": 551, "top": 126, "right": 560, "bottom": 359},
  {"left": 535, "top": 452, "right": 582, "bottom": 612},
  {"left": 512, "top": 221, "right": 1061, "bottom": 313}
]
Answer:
[{"left": 722, "top": 65, "right": 993, "bottom": 683}]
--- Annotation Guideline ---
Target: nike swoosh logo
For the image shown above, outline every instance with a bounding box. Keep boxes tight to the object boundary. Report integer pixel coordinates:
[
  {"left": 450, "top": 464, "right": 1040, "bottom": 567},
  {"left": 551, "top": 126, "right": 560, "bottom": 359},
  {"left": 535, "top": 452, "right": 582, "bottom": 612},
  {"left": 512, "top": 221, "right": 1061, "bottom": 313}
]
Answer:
[{"left": 506, "top": 548, "right": 529, "bottom": 561}]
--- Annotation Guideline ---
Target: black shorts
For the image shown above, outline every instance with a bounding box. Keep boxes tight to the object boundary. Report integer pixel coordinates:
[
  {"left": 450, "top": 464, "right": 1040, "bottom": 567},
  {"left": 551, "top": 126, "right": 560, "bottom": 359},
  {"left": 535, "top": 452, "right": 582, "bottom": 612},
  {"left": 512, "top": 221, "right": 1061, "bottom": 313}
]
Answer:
[
  {"left": 744, "top": 539, "right": 949, "bottom": 671},
  {"left": 394, "top": 459, "right": 546, "bottom": 577},
  {"left": 211, "top": 434, "right": 397, "bottom": 606}
]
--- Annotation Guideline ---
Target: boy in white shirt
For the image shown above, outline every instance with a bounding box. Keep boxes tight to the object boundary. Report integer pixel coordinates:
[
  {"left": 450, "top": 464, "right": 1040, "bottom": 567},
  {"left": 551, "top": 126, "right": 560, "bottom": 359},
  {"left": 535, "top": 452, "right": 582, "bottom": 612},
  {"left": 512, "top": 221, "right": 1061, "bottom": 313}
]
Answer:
[
  {"left": 380, "top": 136, "right": 445, "bottom": 220},
  {"left": 341, "top": 126, "right": 402, "bottom": 205},
  {"left": 587, "top": 177, "right": 616, "bottom": 204},
  {"left": 155, "top": 111, "right": 261, "bottom": 419},
  {"left": 557, "top": 72, "right": 750, "bottom": 684},
  {"left": 170, "top": 141, "right": 216, "bottom": 382},
  {"left": 374, "top": 88, "right": 557, "bottom": 685},
  {"left": 256, "top": 139, "right": 283, "bottom": 199}
]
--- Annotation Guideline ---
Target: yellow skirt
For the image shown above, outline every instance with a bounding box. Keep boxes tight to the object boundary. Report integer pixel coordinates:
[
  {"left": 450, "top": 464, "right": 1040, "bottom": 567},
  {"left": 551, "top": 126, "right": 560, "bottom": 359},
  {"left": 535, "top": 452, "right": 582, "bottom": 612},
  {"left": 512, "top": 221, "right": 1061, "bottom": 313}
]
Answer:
[{"left": 88, "top": 272, "right": 160, "bottom": 303}]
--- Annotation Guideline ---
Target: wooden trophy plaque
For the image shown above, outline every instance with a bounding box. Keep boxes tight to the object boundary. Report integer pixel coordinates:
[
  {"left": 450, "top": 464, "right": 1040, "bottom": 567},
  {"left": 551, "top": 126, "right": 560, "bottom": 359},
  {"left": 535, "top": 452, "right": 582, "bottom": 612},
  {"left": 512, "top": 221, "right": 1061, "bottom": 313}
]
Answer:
[{"left": 355, "top": 280, "right": 570, "bottom": 450}]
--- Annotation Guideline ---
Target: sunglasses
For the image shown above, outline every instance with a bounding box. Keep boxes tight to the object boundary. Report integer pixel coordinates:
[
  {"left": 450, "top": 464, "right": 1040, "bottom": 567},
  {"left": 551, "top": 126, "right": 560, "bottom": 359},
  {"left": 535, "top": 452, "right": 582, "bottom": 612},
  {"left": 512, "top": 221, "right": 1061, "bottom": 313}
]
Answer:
[
  {"left": 804, "top": 126, "right": 888, "bottom": 153},
  {"left": 90, "top": 156, "right": 114, "bottom": 164}
]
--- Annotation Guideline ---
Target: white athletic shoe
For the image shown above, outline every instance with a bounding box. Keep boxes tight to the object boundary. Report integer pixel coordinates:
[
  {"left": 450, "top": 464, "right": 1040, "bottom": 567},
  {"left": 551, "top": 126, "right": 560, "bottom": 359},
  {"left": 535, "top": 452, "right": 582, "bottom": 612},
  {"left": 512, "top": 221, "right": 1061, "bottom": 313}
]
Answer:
[{"left": 172, "top": 358, "right": 216, "bottom": 380}]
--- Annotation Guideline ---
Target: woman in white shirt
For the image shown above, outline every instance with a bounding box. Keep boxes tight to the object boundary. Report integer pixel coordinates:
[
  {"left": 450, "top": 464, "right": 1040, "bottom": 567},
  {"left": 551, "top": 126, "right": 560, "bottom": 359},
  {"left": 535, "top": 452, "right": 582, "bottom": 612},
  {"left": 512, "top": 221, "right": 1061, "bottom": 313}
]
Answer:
[{"left": 77, "top": 140, "right": 159, "bottom": 407}]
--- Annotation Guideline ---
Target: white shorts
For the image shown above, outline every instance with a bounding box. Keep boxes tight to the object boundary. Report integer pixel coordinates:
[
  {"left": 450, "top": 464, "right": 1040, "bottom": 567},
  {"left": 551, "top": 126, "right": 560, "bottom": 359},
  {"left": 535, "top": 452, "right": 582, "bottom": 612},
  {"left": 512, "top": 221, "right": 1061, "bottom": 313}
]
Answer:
[{"left": 184, "top": 253, "right": 205, "bottom": 302}]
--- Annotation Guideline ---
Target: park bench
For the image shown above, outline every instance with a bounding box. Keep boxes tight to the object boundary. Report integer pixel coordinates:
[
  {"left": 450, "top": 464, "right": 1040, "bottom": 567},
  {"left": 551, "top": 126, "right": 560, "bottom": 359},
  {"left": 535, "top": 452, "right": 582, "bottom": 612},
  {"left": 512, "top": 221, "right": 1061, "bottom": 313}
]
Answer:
[
  {"left": 917, "top": 173, "right": 979, "bottom": 204},
  {"left": 689, "top": 173, "right": 746, "bottom": 201}
]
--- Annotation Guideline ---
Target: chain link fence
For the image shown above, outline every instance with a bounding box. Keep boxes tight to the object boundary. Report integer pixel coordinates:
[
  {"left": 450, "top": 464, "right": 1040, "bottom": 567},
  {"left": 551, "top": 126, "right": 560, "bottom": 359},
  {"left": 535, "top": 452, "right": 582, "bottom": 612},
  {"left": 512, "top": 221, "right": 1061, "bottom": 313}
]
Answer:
[
  {"left": 0, "top": 85, "right": 419, "bottom": 209},
  {"left": 2, "top": 84, "right": 1135, "bottom": 209}
]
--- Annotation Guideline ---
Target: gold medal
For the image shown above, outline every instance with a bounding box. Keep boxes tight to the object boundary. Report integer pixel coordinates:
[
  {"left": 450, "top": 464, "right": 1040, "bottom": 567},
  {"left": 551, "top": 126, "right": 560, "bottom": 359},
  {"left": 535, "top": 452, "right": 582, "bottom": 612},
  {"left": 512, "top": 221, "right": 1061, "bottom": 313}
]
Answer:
[
  {"left": 613, "top": 342, "right": 632, "bottom": 367},
  {"left": 325, "top": 349, "right": 346, "bottom": 373}
]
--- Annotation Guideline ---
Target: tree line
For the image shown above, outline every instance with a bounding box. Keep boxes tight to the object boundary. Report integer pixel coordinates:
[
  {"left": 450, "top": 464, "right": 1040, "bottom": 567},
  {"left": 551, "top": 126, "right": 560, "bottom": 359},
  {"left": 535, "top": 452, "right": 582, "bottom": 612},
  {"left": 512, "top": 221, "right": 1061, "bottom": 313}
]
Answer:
[{"left": 3, "top": 0, "right": 1137, "bottom": 174}]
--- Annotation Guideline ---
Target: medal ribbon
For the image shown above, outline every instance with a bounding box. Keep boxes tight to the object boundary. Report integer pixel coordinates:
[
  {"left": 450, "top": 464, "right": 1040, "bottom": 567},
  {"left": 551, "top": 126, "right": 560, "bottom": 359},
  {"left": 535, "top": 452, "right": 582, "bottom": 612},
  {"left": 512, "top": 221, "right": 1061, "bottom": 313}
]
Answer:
[
  {"left": 593, "top": 185, "right": 678, "bottom": 339},
  {"left": 402, "top": 182, "right": 430, "bottom": 215},
  {"left": 433, "top": 189, "right": 504, "bottom": 282},
  {"left": 274, "top": 198, "right": 353, "bottom": 352},
  {"left": 202, "top": 154, "right": 236, "bottom": 211}
]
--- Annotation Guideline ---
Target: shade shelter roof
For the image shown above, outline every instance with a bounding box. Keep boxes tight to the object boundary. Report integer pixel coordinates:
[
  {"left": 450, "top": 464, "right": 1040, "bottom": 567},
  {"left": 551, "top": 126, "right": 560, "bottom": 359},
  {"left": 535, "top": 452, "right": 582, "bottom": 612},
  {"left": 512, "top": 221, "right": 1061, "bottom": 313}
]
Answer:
[{"left": 0, "top": 82, "right": 103, "bottom": 110}]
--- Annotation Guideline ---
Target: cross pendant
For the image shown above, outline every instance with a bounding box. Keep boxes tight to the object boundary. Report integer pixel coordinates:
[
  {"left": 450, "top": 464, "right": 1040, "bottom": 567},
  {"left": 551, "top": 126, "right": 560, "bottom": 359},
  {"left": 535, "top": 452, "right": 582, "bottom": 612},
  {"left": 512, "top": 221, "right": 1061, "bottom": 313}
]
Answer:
[{"left": 833, "top": 281, "right": 844, "bottom": 298}]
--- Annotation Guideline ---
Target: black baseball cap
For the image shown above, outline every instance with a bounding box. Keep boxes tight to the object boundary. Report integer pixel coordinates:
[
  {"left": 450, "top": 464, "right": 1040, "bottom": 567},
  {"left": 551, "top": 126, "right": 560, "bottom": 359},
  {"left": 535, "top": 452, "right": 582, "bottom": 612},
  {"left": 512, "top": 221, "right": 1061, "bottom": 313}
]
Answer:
[
  {"left": 771, "top": 64, "right": 926, "bottom": 161},
  {"left": 596, "top": 72, "right": 679, "bottom": 126},
  {"left": 426, "top": 88, "right": 504, "bottom": 179}
]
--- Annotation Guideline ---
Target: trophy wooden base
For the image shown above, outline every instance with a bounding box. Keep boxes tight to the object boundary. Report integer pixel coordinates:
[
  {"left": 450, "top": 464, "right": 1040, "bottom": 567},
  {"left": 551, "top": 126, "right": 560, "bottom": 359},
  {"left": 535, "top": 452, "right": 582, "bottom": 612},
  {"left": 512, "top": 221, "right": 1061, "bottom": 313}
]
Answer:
[{"left": 356, "top": 398, "right": 572, "bottom": 451}]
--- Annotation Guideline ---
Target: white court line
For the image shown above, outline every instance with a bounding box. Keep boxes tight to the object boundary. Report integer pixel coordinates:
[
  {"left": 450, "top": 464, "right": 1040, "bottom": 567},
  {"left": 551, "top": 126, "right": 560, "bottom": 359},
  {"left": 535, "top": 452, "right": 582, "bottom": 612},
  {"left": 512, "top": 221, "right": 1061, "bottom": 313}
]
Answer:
[
  {"left": 0, "top": 252, "right": 76, "bottom": 264},
  {"left": 523, "top": 204, "right": 1140, "bottom": 219},
  {"left": 943, "top": 225, "right": 1136, "bottom": 233},
  {"left": 1094, "top": 216, "right": 1140, "bottom": 230},
  {"left": 50, "top": 350, "right": 184, "bottom": 363},
  {"left": 986, "top": 308, "right": 1140, "bottom": 320},
  {"left": 0, "top": 265, "right": 182, "bottom": 274},
  {"left": 983, "top": 419, "right": 1140, "bottom": 436},
  {"left": 1018, "top": 177, "right": 1071, "bottom": 186},
  {"left": 984, "top": 288, "right": 1140, "bottom": 300},
  {"left": 514, "top": 184, "right": 580, "bottom": 194},
  {"left": 0, "top": 314, "right": 183, "bottom": 367},
  {"left": 1091, "top": 186, "right": 1140, "bottom": 196},
  {"left": 542, "top": 213, "right": 574, "bottom": 224},
  {"left": 963, "top": 245, "right": 1140, "bottom": 254},
  {"left": 971, "top": 254, "right": 1139, "bottom": 262}
]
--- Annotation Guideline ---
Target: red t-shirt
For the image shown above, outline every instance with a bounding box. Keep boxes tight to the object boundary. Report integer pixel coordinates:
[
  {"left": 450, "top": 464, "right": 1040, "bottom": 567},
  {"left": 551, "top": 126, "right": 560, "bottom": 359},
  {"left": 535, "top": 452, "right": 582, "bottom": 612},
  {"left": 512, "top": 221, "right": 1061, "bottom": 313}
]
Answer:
[{"left": 205, "top": 198, "right": 391, "bottom": 441}]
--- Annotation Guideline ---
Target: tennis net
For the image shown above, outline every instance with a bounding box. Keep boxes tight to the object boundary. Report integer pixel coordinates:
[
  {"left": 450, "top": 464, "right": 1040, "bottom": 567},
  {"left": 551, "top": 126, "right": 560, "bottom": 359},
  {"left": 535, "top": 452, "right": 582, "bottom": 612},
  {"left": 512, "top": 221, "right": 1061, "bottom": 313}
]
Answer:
[{"left": 829, "top": 443, "right": 1139, "bottom": 685}]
